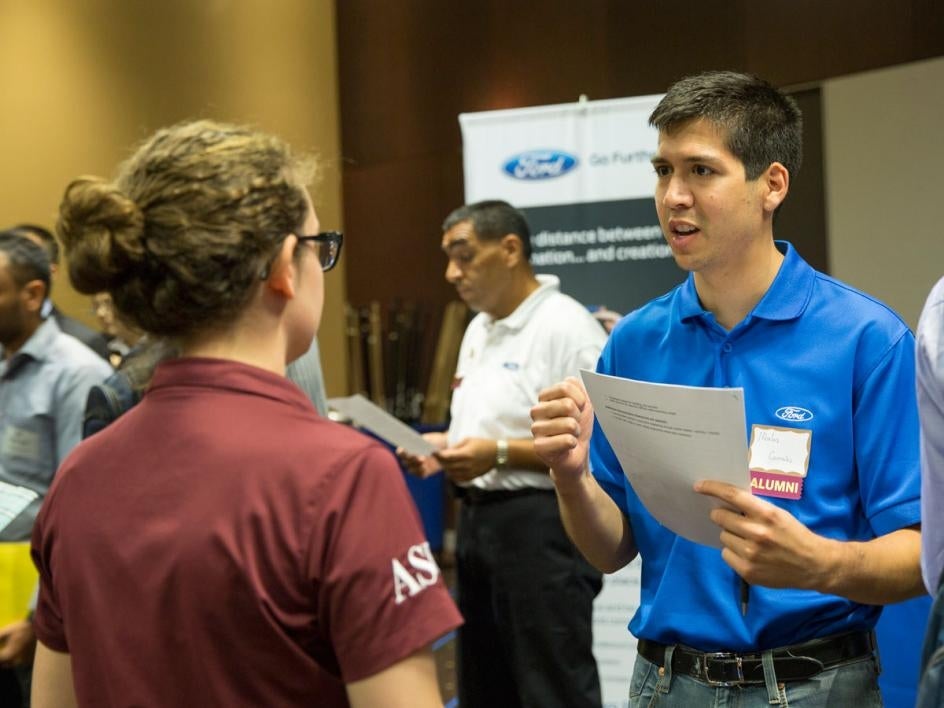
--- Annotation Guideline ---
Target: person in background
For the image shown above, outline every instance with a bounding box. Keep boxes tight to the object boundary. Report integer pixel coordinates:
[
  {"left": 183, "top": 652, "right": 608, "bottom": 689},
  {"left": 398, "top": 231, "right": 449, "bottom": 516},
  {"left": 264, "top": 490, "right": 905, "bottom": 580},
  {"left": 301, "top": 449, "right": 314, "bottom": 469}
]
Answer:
[
  {"left": 90, "top": 291, "right": 140, "bottom": 367},
  {"left": 916, "top": 275, "right": 944, "bottom": 708},
  {"left": 8, "top": 224, "right": 110, "bottom": 361},
  {"left": 287, "top": 336, "right": 330, "bottom": 415},
  {"left": 89, "top": 289, "right": 327, "bottom": 421},
  {"left": 81, "top": 337, "right": 176, "bottom": 440},
  {"left": 918, "top": 276, "right": 944, "bottom": 598},
  {"left": 399, "top": 200, "right": 605, "bottom": 708},
  {"left": 80, "top": 323, "right": 330, "bottom": 439},
  {"left": 590, "top": 305, "right": 622, "bottom": 334},
  {"left": 531, "top": 71, "right": 923, "bottom": 707},
  {"left": 30, "top": 119, "right": 460, "bottom": 708},
  {"left": 0, "top": 233, "right": 111, "bottom": 708}
]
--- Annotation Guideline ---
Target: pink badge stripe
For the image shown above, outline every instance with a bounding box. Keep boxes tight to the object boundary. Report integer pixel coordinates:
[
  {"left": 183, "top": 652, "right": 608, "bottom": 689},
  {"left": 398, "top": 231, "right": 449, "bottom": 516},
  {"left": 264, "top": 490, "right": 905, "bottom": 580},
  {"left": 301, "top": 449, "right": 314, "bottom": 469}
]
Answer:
[{"left": 750, "top": 470, "right": 803, "bottom": 500}]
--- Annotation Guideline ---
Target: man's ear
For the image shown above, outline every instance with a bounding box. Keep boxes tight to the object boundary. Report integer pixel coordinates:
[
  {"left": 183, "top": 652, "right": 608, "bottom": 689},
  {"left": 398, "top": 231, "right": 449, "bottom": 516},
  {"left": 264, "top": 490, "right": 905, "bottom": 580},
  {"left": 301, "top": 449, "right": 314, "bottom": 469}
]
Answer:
[
  {"left": 265, "top": 236, "right": 299, "bottom": 300},
  {"left": 500, "top": 234, "right": 525, "bottom": 267},
  {"left": 762, "top": 162, "right": 790, "bottom": 214},
  {"left": 19, "top": 280, "right": 47, "bottom": 314}
]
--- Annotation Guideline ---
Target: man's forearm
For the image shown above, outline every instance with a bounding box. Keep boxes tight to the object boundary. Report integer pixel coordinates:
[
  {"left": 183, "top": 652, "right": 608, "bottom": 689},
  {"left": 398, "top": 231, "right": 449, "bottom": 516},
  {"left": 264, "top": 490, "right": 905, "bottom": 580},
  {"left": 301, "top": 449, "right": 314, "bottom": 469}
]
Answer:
[
  {"left": 817, "top": 526, "right": 924, "bottom": 604},
  {"left": 553, "top": 469, "right": 637, "bottom": 574}
]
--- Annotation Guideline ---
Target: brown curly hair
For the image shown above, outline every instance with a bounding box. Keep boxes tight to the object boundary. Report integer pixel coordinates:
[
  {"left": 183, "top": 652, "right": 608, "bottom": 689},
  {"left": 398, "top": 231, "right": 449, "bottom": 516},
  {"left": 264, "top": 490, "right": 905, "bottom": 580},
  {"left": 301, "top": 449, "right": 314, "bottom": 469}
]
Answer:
[{"left": 57, "top": 120, "right": 317, "bottom": 339}]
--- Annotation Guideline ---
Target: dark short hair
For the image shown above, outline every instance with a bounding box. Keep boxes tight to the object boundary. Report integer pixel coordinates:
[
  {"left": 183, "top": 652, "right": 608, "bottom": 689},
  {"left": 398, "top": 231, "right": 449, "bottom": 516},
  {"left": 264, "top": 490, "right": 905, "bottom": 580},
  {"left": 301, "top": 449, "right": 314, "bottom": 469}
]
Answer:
[
  {"left": 649, "top": 70, "right": 803, "bottom": 181},
  {"left": 442, "top": 200, "right": 532, "bottom": 260},
  {"left": 0, "top": 231, "right": 51, "bottom": 294},
  {"left": 9, "top": 223, "right": 59, "bottom": 265}
]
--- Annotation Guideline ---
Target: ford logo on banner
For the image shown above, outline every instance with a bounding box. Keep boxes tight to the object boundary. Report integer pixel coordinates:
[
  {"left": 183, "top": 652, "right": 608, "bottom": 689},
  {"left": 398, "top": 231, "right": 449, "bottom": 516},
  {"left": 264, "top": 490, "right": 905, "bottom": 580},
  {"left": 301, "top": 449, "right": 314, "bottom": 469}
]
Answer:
[
  {"left": 502, "top": 150, "right": 578, "bottom": 180},
  {"left": 775, "top": 406, "right": 814, "bottom": 423}
]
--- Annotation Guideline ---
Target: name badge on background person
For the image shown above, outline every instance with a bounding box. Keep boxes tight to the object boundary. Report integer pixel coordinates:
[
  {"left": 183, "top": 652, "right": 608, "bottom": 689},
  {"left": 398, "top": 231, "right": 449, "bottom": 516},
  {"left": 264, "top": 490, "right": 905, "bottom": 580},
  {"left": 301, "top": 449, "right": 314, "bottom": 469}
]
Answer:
[
  {"left": 1, "top": 425, "right": 41, "bottom": 462},
  {"left": 748, "top": 425, "right": 811, "bottom": 500}
]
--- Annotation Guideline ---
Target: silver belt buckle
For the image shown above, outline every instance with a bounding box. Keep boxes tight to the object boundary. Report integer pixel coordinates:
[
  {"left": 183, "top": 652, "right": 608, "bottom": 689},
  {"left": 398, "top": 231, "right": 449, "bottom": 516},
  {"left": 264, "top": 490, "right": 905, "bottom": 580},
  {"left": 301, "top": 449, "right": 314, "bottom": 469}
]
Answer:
[{"left": 701, "top": 652, "right": 745, "bottom": 687}]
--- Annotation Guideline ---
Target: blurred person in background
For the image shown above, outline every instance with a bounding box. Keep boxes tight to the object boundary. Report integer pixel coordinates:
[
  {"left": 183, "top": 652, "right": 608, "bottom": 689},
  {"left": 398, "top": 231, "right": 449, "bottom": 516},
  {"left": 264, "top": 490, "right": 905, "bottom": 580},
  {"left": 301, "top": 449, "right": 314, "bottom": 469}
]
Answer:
[
  {"left": 0, "top": 232, "right": 111, "bottom": 708},
  {"left": 916, "top": 275, "right": 944, "bottom": 708},
  {"left": 8, "top": 224, "right": 109, "bottom": 361},
  {"left": 400, "top": 200, "right": 605, "bottom": 708},
  {"left": 80, "top": 301, "right": 329, "bottom": 437},
  {"left": 90, "top": 291, "right": 140, "bottom": 368}
]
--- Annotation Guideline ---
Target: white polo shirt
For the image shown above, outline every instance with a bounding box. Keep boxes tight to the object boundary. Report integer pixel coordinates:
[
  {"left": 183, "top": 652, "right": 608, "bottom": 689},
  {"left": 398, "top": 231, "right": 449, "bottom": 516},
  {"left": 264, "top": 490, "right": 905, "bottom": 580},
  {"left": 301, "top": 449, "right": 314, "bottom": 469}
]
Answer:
[{"left": 449, "top": 274, "right": 607, "bottom": 491}]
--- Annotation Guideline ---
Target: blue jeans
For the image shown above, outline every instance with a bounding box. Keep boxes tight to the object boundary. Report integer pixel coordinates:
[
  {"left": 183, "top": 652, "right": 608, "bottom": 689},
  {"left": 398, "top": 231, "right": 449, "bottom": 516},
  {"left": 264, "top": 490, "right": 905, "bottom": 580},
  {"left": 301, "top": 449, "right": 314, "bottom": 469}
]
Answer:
[{"left": 629, "top": 650, "right": 883, "bottom": 707}]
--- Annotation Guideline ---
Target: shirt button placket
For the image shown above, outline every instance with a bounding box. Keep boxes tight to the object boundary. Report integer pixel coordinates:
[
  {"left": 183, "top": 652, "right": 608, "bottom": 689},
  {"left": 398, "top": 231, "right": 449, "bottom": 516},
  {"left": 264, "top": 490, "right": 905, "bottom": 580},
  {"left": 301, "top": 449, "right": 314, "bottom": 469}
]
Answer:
[{"left": 717, "top": 340, "right": 734, "bottom": 387}]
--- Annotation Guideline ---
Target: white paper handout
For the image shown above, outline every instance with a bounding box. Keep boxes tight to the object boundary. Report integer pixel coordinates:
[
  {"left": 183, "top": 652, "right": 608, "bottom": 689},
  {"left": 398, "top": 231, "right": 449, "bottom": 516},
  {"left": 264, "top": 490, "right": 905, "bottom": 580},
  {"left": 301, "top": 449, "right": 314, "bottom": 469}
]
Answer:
[
  {"left": 581, "top": 370, "right": 749, "bottom": 547},
  {"left": 327, "top": 394, "right": 437, "bottom": 457},
  {"left": 0, "top": 480, "right": 38, "bottom": 533}
]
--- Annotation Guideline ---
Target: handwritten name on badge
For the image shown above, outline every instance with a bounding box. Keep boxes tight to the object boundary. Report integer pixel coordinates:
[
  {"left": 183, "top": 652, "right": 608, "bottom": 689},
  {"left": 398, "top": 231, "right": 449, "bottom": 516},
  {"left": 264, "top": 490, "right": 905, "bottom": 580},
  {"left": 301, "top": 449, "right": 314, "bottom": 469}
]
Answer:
[{"left": 748, "top": 425, "right": 811, "bottom": 500}]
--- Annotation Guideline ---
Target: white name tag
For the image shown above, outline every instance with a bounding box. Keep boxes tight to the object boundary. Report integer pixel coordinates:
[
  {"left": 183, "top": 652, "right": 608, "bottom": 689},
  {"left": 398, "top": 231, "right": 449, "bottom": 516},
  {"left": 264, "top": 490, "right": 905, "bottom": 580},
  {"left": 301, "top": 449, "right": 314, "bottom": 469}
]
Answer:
[
  {"left": 748, "top": 424, "right": 812, "bottom": 477},
  {"left": 1, "top": 426, "right": 41, "bottom": 462}
]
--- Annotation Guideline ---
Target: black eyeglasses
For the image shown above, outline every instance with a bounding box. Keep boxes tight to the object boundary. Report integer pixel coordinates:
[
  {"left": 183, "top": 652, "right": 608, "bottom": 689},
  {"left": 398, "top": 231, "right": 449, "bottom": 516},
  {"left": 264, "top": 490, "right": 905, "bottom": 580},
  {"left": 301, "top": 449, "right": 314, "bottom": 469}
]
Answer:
[{"left": 296, "top": 231, "right": 343, "bottom": 272}]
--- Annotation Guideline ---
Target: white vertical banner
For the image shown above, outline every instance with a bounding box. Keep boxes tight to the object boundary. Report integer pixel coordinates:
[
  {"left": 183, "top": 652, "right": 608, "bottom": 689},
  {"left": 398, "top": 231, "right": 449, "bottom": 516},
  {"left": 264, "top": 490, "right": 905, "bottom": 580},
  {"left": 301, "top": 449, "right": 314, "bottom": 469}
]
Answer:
[
  {"left": 460, "top": 95, "right": 683, "bottom": 319},
  {"left": 590, "top": 560, "right": 641, "bottom": 708},
  {"left": 460, "top": 96, "right": 677, "bottom": 706}
]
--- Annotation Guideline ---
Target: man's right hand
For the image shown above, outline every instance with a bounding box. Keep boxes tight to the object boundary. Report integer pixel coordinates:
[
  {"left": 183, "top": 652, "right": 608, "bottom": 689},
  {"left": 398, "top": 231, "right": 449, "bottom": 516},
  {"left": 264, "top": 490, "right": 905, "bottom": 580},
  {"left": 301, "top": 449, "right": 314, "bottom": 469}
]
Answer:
[
  {"left": 530, "top": 377, "right": 594, "bottom": 489},
  {"left": 396, "top": 432, "right": 448, "bottom": 479},
  {"left": 532, "top": 377, "right": 637, "bottom": 573}
]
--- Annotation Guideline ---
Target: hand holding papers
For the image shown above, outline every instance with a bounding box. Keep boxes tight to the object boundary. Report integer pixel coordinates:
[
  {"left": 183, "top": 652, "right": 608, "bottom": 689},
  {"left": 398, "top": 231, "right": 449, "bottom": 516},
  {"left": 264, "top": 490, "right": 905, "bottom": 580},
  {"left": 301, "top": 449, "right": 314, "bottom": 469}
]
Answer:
[
  {"left": 327, "top": 394, "right": 437, "bottom": 457},
  {"left": 580, "top": 370, "right": 750, "bottom": 548}
]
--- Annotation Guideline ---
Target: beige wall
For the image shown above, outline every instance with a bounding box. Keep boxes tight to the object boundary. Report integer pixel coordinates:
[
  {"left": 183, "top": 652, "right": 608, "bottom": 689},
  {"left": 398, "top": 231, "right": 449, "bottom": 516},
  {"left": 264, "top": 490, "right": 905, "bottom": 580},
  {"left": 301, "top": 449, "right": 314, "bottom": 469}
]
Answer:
[
  {"left": 823, "top": 56, "right": 944, "bottom": 328},
  {"left": 0, "top": 0, "right": 348, "bottom": 394}
]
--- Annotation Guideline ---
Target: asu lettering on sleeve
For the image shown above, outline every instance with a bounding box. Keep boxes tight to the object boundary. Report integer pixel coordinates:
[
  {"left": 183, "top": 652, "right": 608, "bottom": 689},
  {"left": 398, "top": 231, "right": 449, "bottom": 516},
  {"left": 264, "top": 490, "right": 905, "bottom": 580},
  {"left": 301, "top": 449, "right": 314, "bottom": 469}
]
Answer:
[{"left": 391, "top": 541, "right": 441, "bottom": 605}]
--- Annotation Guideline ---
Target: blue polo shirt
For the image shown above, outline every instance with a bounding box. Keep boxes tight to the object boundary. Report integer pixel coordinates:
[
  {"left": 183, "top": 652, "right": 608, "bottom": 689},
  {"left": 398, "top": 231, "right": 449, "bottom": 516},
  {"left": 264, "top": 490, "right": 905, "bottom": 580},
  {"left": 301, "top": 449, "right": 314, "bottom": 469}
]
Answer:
[{"left": 590, "top": 241, "right": 920, "bottom": 652}]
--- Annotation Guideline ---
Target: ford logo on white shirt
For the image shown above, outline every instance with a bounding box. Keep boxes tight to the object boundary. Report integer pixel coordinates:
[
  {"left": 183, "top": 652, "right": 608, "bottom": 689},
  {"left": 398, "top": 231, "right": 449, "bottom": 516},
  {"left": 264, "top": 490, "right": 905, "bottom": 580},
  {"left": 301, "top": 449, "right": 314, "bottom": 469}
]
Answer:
[
  {"left": 502, "top": 150, "right": 578, "bottom": 180},
  {"left": 775, "top": 406, "right": 814, "bottom": 422}
]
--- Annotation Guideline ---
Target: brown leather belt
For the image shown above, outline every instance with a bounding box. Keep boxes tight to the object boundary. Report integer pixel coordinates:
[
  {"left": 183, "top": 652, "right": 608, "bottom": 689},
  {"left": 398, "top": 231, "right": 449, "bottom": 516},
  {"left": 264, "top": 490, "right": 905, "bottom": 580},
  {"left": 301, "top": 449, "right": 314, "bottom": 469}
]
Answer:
[{"left": 637, "top": 630, "right": 877, "bottom": 686}]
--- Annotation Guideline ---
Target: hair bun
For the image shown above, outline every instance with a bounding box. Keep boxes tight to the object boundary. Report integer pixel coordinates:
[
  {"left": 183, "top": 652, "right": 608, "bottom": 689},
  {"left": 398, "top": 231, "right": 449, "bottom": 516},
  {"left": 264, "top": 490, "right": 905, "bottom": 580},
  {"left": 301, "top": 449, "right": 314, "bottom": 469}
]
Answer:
[{"left": 57, "top": 176, "right": 146, "bottom": 294}]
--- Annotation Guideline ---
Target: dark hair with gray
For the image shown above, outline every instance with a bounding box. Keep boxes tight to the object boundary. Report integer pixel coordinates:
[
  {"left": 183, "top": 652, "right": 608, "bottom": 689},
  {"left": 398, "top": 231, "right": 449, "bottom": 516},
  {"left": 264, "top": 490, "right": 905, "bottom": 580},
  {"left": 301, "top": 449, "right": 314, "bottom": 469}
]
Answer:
[
  {"left": 649, "top": 70, "right": 803, "bottom": 181},
  {"left": 56, "top": 120, "right": 317, "bottom": 340},
  {"left": 442, "top": 200, "right": 532, "bottom": 260},
  {"left": 9, "top": 224, "right": 59, "bottom": 265},
  {"left": 0, "top": 231, "right": 51, "bottom": 294}
]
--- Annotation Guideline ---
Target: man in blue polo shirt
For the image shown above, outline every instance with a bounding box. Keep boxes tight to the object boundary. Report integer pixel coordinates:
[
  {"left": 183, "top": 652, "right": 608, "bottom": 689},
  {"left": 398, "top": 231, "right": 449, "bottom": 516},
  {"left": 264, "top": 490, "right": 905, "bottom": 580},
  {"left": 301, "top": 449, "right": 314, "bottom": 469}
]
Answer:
[{"left": 531, "top": 70, "right": 923, "bottom": 706}]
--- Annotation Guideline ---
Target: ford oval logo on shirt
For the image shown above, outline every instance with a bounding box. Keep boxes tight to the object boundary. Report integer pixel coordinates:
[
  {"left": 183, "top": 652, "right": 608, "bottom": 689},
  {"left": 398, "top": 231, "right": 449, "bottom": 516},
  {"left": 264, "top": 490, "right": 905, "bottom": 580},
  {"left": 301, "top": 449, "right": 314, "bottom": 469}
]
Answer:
[
  {"left": 502, "top": 150, "right": 578, "bottom": 180},
  {"left": 775, "top": 406, "right": 814, "bottom": 423}
]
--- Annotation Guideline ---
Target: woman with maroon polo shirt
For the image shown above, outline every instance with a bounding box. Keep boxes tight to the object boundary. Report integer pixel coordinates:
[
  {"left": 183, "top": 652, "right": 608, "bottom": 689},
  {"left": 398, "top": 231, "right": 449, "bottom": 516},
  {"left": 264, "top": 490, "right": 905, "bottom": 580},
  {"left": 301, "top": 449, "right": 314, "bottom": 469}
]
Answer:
[{"left": 29, "top": 120, "right": 461, "bottom": 707}]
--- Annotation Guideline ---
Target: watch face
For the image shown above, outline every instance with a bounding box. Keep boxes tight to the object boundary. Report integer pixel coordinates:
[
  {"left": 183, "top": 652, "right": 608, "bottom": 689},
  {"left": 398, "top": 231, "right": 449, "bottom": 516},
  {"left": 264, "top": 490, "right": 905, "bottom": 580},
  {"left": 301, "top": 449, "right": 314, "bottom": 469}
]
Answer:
[{"left": 496, "top": 439, "right": 509, "bottom": 468}]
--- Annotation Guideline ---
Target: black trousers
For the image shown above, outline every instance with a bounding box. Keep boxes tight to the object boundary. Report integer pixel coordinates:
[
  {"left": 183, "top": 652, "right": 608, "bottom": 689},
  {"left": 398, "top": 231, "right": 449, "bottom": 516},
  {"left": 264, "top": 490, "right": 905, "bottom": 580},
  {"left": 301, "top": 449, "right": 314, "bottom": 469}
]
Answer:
[{"left": 456, "top": 489, "right": 603, "bottom": 708}]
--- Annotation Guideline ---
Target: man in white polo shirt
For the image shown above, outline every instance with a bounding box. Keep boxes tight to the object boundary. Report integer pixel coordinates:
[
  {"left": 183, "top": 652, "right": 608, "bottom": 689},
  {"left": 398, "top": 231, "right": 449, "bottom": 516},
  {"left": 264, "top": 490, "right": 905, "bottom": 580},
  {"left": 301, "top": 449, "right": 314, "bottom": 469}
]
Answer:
[{"left": 399, "top": 200, "right": 607, "bottom": 708}]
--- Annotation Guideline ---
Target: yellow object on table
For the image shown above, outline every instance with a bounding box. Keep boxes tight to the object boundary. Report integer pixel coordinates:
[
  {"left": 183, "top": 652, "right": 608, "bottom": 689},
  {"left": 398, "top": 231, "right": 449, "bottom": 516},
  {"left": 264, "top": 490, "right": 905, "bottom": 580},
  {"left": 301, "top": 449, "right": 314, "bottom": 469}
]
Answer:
[{"left": 0, "top": 542, "right": 38, "bottom": 626}]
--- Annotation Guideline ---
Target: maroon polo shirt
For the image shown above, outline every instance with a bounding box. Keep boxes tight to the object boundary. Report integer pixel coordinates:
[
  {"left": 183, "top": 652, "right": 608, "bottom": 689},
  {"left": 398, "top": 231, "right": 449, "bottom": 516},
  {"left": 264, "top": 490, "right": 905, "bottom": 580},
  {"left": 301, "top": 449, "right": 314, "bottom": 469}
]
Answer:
[{"left": 32, "top": 358, "right": 461, "bottom": 706}]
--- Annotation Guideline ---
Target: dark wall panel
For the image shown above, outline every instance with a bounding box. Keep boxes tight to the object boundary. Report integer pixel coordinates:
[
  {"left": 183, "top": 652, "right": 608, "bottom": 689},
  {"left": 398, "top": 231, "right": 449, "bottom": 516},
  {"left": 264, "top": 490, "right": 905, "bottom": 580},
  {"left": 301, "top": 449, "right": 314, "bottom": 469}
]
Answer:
[{"left": 778, "top": 88, "right": 827, "bottom": 273}]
